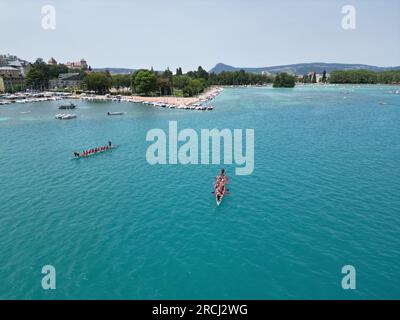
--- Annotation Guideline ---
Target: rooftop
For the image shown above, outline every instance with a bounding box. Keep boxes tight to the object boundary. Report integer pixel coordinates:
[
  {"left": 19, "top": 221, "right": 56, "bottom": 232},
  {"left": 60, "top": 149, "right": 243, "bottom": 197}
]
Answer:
[{"left": 0, "top": 66, "right": 19, "bottom": 71}]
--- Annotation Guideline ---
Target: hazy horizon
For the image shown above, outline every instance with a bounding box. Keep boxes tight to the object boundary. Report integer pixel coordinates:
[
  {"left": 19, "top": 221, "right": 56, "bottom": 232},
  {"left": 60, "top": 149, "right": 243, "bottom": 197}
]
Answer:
[{"left": 1, "top": 0, "right": 399, "bottom": 71}]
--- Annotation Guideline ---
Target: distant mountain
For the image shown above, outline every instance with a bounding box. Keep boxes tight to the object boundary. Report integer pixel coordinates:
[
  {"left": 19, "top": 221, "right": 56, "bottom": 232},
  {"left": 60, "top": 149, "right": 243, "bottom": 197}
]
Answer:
[
  {"left": 93, "top": 68, "right": 135, "bottom": 74},
  {"left": 209, "top": 62, "right": 400, "bottom": 75}
]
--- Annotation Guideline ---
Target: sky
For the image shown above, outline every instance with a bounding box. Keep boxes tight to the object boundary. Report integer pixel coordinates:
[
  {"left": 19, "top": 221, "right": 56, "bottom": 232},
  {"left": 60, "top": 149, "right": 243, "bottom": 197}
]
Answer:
[{"left": 0, "top": 0, "right": 399, "bottom": 71}]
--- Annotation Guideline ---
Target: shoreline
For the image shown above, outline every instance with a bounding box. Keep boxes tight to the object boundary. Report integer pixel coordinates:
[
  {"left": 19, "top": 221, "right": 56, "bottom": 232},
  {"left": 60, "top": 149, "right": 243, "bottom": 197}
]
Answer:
[
  {"left": 74, "top": 86, "right": 223, "bottom": 111},
  {"left": 0, "top": 86, "right": 223, "bottom": 110},
  {"left": 2, "top": 83, "right": 400, "bottom": 107}
]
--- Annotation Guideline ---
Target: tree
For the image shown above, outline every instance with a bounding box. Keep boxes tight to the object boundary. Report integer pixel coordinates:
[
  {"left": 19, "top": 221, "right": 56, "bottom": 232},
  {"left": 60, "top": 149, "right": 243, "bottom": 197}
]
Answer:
[
  {"left": 162, "top": 68, "right": 173, "bottom": 81},
  {"left": 311, "top": 72, "right": 317, "bottom": 83},
  {"left": 183, "top": 78, "right": 205, "bottom": 97},
  {"left": 48, "top": 64, "right": 69, "bottom": 79},
  {"left": 322, "top": 70, "right": 327, "bottom": 83},
  {"left": 196, "top": 66, "right": 209, "bottom": 80},
  {"left": 329, "top": 70, "right": 378, "bottom": 84},
  {"left": 156, "top": 77, "right": 172, "bottom": 96},
  {"left": 25, "top": 58, "right": 50, "bottom": 90},
  {"left": 133, "top": 70, "right": 157, "bottom": 95},
  {"left": 172, "top": 75, "right": 190, "bottom": 90},
  {"left": 273, "top": 72, "right": 296, "bottom": 88},
  {"left": 176, "top": 67, "right": 183, "bottom": 76},
  {"left": 112, "top": 74, "right": 131, "bottom": 89},
  {"left": 83, "top": 72, "right": 112, "bottom": 94}
]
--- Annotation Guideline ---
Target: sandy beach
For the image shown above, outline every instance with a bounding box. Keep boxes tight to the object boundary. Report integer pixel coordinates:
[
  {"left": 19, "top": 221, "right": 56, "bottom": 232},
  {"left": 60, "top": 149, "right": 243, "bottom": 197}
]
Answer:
[{"left": 72, "top": 86, "right": 223, "bottom": 107}]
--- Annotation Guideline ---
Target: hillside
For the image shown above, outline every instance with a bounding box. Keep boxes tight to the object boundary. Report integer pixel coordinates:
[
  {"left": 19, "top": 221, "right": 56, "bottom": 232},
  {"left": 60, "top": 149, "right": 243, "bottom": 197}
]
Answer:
[{"left": 209, "top": 62, "right": 400, "bottom": 74}]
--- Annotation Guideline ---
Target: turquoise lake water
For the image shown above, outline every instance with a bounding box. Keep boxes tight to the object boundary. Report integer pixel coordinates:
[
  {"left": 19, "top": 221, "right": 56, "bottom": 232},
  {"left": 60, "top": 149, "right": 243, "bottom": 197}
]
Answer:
[{"left": 0, "top": 85, "right": 399, "bottom": 299}]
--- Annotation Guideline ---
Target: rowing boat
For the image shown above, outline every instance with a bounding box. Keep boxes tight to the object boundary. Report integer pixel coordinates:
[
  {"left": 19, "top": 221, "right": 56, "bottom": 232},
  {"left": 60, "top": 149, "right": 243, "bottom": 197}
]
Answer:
[
  {"left": 72, "top": 145, "right": 117, "bottom": 159},
  {"left": 216, "top": 189, "right": 225, "bottom": 206},
  {"left": 214, "top": 171, "right": 229, "bottom": 206}
]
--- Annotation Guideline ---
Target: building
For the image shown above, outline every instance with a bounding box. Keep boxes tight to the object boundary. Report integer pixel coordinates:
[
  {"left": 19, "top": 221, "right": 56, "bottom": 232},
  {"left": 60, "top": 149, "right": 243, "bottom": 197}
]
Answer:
[
  {"left": 48, "top": 57, "right": 58, "bottom": 65},
  {"left": 7, "top": 60, "right": 31, "bottom": 77},
  {"left": 49, "top": 73, "right": 81, "bottom": 89},
  {"left": 0, "top": 66, "right": 24, "bottom": 90},
  {"left": 65, "top": 58, "right": 88, "bottom": 70},
  {"left": 0, "top": 54, "right": 31, "bottom": 77},
  {"left": 0, "top": 54, "right": 19, "bottom": 65}
]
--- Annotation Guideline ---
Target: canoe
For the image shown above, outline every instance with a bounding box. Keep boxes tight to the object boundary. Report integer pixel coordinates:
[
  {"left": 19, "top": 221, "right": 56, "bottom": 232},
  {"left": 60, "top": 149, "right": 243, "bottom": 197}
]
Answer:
[
  {"left": 216, "top": 190, "right": 224, "bottom": 206},
  {"left": 214, "top": 174, "right": 229, "bottom": 206},
  {"left": 107, "top": 112, "right": 125, "bottom": 116},
  {"left": 72, "top": 145, "right": 117, "bottom": 159}
]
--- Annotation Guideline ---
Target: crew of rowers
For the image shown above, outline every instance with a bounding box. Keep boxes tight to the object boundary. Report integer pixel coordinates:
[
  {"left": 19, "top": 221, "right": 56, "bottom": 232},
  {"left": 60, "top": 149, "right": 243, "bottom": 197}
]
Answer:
[
  {"left": 73, "top": 141, "right": 112, "bottom": 157},
  {"left": 215, "top": 168, "right": 229, "bottom": 200}
]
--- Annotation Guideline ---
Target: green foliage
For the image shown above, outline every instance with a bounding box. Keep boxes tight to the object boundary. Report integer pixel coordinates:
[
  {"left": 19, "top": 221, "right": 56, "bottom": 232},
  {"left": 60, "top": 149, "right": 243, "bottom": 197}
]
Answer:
[
  {"left": 48, "top": 64, "right": 69, "bottom": 79},
  {"left": 162, "top": 68, "right": 173, "bottom": 81},
  {"left": 111, "top": 74, "right": 131, "bottom": 89},
  {"left": 322, "top": 70, "right": 327, "bottom": 83},
  {"left": 329, "top": 70, "right": 377, "bottom": 84},
  {"left": 68, "top": 68, "right": 87, "bottom": 79},
  {"left": 25, "top": 58, "right": 50, "bottom": 90},
  {"left": 176, "top": 67, "right": 183, "bottom": 76},
  {"left": 329, "top": 70, "right": 400, "bottom": 84},
  {"left": 156, "top": 77, "right": 172, "bottom": 95},
  {"left": 83, "top": 72, "right": 112, "bottom": 94},
  {"left": 172, "top": 75, "right": 191, "bottom": 90},
  {"left": 25, "top": 59, "right": 84, "bottom": 90},
  {"left": 132, "top": 70, "right": 157, "bottom": 95},
  {"left": 207, "top": 70, "right": 272, "bottom": 86},
  {"left": 183, "top": 78, "right": 206, "bottom": 97},
  {"left": 273, "top": 72, "right": 296, "bottom": 88},
  {"left": 376, "top": 71, "right": 400, "bottom": 84}
]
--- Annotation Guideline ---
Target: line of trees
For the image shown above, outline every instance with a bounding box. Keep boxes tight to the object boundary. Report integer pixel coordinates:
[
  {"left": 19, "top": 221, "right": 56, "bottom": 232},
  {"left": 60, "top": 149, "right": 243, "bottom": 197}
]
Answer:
[
  {"left": 329, "top": 70, "right": 400, "bottom": 84},
  {"left": 129, "top": 67, "right": 273, "bottom": 96},
  {"left": 273, "top": 72, "right": 296, "bottom": 88},
  {"left": 25, "top": 58, "right": 85, "bottom": 90},
  {"left": 18, "top": 59, "right": 400, "bottom": 95}
]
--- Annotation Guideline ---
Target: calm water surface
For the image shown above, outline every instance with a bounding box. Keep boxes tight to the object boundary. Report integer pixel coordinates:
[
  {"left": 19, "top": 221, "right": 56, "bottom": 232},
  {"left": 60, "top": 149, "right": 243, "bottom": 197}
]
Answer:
[{"left": 0, "top": 85, "right": 399, "bottom": 299}]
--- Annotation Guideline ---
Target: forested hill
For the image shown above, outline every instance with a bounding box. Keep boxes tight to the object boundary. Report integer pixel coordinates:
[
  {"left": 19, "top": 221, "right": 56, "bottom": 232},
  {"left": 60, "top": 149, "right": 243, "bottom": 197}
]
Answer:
[{"left": 209, "top": 62, "right": 400, "bottom": 74}]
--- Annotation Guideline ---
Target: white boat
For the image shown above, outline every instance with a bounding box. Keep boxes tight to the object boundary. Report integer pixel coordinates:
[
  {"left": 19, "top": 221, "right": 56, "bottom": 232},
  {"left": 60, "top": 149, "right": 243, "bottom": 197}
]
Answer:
[{"left": 55, "top": 113, "right": 77, "bottom": 120}]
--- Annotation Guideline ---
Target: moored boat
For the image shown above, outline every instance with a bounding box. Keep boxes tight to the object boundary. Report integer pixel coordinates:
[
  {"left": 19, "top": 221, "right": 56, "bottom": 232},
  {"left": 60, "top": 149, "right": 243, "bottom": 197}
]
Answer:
[
  {"left": 55, "top": 113, "right": 77, "bottom": 120},
  {"left": 59, "top": 102, "right": 77, "bottom": 110},
  {"left": 107, "top": 112, "right": 125, "bottom": 116}
]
